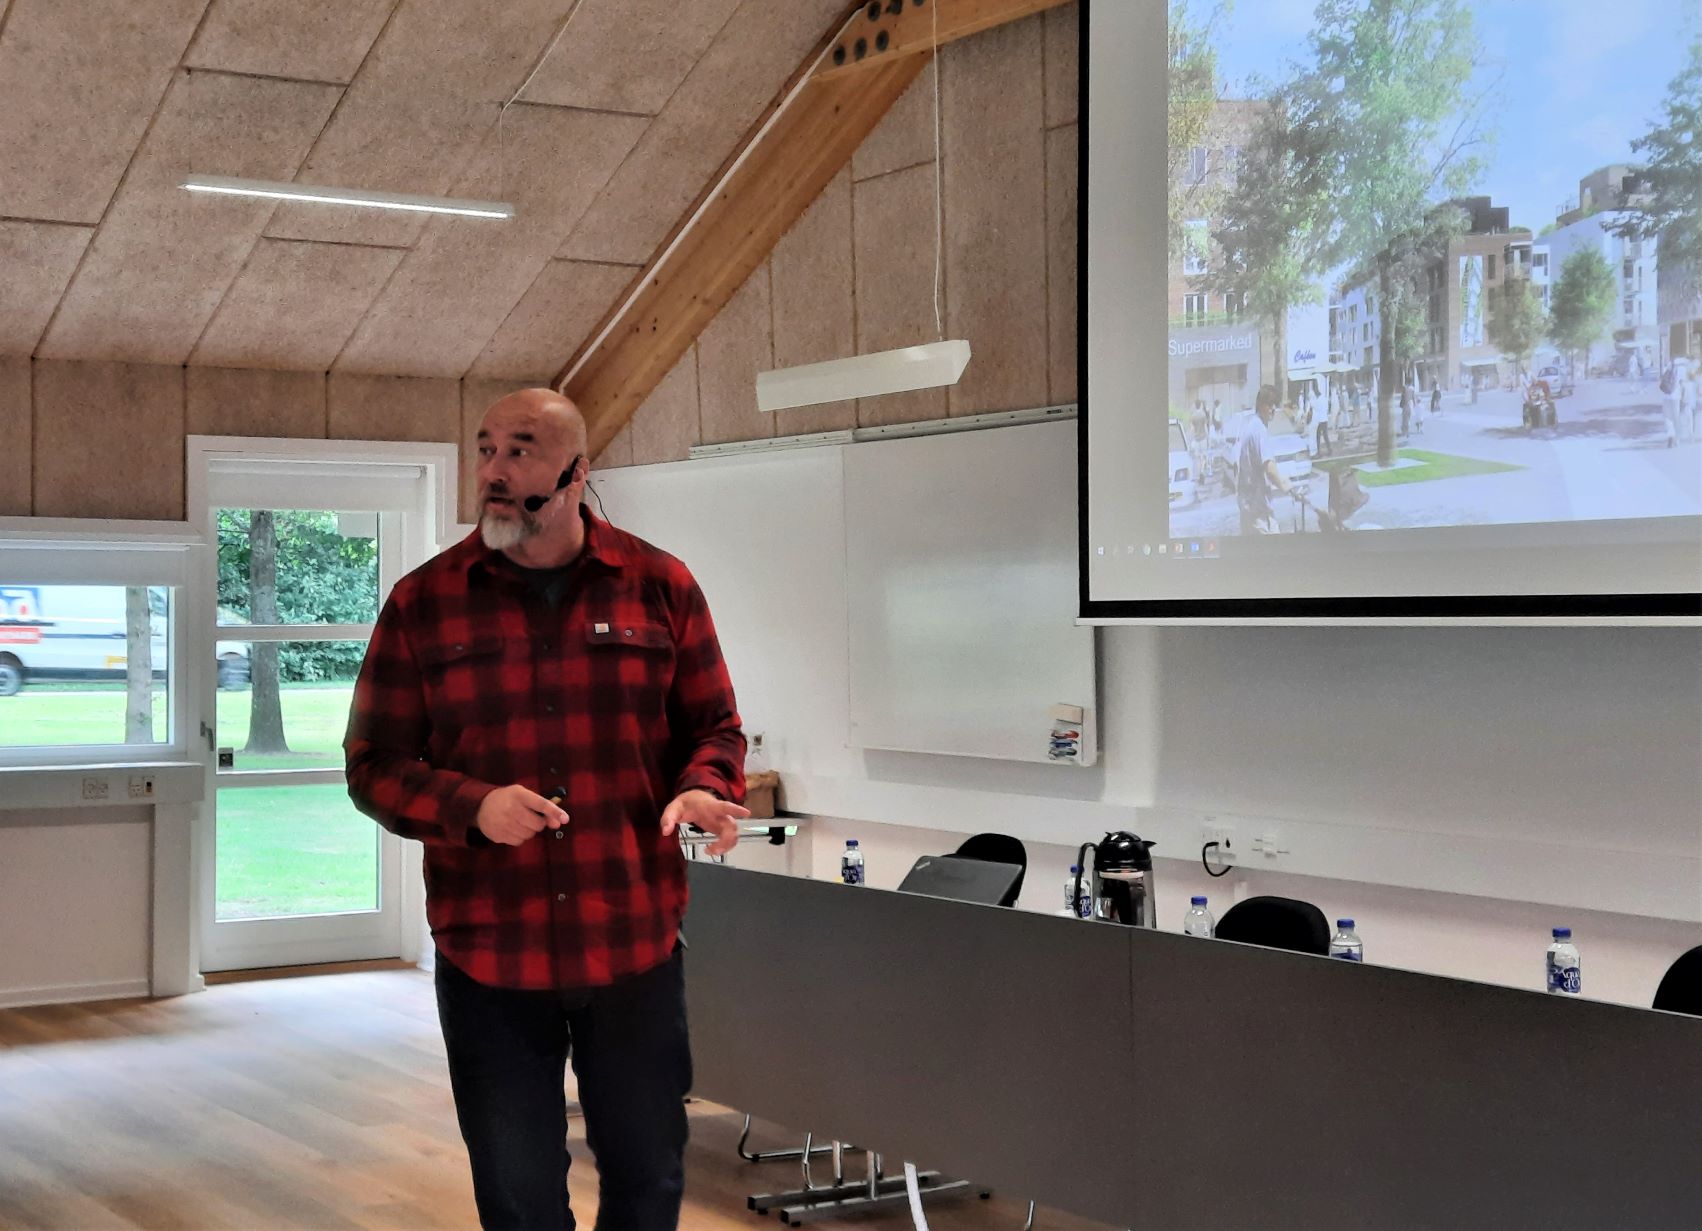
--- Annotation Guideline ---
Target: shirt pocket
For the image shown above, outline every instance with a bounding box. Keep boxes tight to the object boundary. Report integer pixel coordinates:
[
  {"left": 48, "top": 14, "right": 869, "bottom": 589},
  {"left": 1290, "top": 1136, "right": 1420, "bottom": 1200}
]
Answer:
[
  {"left": 417, "top": 633, "right": 509, "bottom": 738},
  {"left": 585, "top": 620, "right": 674, "bottom": 719}
]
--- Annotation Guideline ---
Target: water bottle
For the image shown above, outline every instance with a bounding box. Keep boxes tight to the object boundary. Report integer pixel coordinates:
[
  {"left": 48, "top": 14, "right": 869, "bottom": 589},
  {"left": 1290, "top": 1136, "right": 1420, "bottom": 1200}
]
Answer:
[
  {"left": 1546, "top": 927, "right": 1581, "bottom": 995},
  {"left": 1329, "top": 918, "right": 1363, "bottom": 961},
  {"left": 1183, "top": 895, "right": 1214, "bottom": 938},
  {"left": 840, "top": 840, "right": 864, "bottom": 886},
  {"left": 1059, "top": 866, "right": 1082, "bottom": 916},
  {"left": 1059, "top": 866, "right": 1093, "bottom": 918}
]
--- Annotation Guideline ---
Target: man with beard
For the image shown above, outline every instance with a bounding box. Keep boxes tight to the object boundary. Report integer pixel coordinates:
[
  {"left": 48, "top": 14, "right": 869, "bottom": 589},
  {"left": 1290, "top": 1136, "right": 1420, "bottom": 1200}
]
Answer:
[{"left": 345, "top": 387, "right": 749, "bottom": 1229}]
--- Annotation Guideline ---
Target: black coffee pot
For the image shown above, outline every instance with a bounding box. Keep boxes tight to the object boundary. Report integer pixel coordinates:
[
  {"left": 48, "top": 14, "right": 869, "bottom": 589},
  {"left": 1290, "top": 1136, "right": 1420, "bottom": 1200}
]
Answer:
[{"left": 1073, "top": 831, "right": 1158, "bottom": 927}]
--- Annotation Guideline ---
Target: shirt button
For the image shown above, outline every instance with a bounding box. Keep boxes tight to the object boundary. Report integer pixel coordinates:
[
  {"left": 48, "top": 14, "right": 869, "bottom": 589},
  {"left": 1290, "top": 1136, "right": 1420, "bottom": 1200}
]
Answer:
[
  {"left": 555, "top": 830, "right": 564, "bottom": 839},
  {"left": 544, "top": 703, "right": 555, "bottom": 713},
  {"left": 624, "top": 628, "right": 633, "bottom": 637},
  {"left": 556, "top": 893, "right": 566, "bottom": 902}
]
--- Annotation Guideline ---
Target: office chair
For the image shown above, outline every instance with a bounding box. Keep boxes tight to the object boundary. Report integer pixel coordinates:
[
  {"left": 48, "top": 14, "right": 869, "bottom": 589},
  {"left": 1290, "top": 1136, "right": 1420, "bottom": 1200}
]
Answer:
[
  {"left": 1215, "top": 895, "right": 1331, "bottom": 956},
  {"left": 952, "top": 832, "right": 1028, "bottom": 907},
  {"left": 1653, "top": 944, "right": 1702, "bottom": 1017}
]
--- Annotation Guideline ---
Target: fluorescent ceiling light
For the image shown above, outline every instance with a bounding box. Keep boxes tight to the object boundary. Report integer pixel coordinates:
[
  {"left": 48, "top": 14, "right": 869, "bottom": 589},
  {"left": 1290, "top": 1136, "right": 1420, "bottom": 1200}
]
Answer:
[
  {"left": 756, "top": 340, "right": 971, "bottom": 412},
  {"left": 181, "top": 175, "right": 513, "bottom": 220}
]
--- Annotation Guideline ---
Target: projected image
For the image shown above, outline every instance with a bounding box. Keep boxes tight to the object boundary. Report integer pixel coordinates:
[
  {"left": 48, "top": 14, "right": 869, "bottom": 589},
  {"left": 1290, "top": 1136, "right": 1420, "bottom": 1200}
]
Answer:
[{"left": 1163, "top": 0, "right": 1702, "bottom": 540}]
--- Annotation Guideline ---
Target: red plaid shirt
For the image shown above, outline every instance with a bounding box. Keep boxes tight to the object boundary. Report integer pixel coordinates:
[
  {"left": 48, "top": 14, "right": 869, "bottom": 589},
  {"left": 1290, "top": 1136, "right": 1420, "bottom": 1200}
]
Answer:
[{"left": 345, "top": 511, "right": 745, "bottom": 990}]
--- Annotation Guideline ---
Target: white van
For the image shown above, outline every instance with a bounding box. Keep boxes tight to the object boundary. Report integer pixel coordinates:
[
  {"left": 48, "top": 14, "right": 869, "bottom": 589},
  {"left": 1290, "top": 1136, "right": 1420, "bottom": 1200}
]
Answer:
[{"left": 0, "top": 585, "right": 251, "bottom": 696}]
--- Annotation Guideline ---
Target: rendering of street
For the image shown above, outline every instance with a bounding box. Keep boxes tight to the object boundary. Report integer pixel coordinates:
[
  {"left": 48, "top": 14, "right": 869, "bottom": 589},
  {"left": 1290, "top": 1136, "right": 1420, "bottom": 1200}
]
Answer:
[
  {"left": 1164, "top": 0, "right": 1701, "bottom": 541},
  {"left": 1171, "top": 372, "right": 1702, "bottom": 537}
]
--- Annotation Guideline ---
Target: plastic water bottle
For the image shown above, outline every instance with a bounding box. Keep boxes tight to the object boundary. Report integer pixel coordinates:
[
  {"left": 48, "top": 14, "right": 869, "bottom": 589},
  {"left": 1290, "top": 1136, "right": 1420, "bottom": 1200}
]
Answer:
[
  {"left": 1060, "top": 866, "right": 1093, "bottom": 918},
  {"left": 840, "top": 840, "right": 864, "bottom": 886},
  {"left": 1546, "top": 927, "right": 1581, "bottom": 995},
  {"left": 1183, "top": 895, "right": 1215, "bottom": 938},
  {"left": 1329, "top": 918, "right": 1363, "bottom": 961},
  {"left": 1059, "top": 866, "right": 1081, "bottom": 916}
]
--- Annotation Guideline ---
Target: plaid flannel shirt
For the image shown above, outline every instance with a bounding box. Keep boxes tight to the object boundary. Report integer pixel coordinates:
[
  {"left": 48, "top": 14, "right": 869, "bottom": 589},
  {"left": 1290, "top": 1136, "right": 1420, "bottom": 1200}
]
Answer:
[{"left": 345, "top": 511, "right": 745, "bottom": 989}]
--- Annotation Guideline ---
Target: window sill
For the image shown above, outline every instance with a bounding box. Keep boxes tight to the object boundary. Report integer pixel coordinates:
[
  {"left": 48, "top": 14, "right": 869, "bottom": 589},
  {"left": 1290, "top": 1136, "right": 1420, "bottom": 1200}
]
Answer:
[{"left": 0, "top": 761, "right": 204, "bottom": 813}]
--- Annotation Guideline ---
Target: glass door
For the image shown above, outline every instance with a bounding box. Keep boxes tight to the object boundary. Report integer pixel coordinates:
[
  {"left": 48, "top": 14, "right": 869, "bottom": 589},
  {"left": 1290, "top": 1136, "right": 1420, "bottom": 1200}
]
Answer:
[{"left": 197, "top": 462, "right": 432, "bottom": 972}]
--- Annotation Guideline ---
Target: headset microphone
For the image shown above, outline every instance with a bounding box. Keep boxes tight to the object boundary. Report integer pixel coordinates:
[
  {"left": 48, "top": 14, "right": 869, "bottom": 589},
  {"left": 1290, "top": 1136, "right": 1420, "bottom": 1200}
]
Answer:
[{"left": 521, "top": 454, "right": 583, "bottom": 513}]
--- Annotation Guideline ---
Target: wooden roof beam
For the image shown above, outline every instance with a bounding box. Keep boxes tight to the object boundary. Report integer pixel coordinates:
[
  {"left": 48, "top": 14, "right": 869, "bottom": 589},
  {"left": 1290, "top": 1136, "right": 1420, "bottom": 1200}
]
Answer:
[{"left": 556, "top": 0, "right": 1073, "bottom": 456}]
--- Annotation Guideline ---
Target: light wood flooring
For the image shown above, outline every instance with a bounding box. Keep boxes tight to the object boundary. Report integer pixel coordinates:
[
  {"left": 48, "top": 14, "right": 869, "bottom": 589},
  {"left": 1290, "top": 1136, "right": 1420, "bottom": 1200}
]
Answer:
[{"left": 0, "top": 967, "right": 1112, "bottom": 1230}]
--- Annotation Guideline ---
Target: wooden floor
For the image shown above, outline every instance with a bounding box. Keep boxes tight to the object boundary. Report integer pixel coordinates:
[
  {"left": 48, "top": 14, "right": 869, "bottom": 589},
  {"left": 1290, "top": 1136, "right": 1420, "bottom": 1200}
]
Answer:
[{"left": 0, "top": 969, "right": 1112, "bottom": 1230}]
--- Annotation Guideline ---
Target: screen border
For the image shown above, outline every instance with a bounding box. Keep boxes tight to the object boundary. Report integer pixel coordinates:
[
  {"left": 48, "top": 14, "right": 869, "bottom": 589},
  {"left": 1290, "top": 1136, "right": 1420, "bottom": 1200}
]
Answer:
[{"left": 1074, "top": 0, "right": 1702, "bottom": 624}]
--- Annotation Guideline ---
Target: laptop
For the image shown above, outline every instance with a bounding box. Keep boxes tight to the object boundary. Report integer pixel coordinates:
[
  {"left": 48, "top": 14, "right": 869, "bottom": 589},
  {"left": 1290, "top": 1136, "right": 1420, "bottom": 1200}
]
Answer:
[{"left": 896, "top": 855, "right": 1022, "bottom": 907}]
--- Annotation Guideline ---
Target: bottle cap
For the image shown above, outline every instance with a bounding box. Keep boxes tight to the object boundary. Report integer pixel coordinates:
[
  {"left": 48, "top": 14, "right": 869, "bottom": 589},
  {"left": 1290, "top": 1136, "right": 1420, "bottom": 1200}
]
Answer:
[
  {"left": 846, "top": 840, "right": 859, "bottom": 848},
  {"left": 1070, "top": 865, "right": 1080, "bottom": 874},
  {"left": 1552, "top": 926, "right": 1571, "bottom": 939},
  {"left": 1191, "top": 896, "right": 1207, "bottom": 906},
  {"left": 1337, "top": 918, "right": 1355, "bottom": 929}
]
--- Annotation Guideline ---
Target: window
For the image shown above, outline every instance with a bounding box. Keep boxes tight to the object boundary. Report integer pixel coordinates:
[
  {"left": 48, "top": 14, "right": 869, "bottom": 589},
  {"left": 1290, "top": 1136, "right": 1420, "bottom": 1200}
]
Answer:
[
  {"left": 1183, "top": 292, "right": 1208, "bottom": 323},
  {"left": 1185, "top": 145, "right": 1209, "bottom": 186},
  {"left": 1487, "top": 254, "right": 1497, "bottom": 280},
  {"left": 0, "top": 584, "right": 171, "bottom": 746},
  {"left": 1182, "top": 220, "right": 1208, "bottom": 275},
  {"left": 1223, "top": 291, "right": 1243, "bottom": 319},
  {"left": 0, "top": 531, "right": 195, "bottom": 765},
  {"left": 1221, "top": 144, "right": 1240, "bottom": 181},
  {"left": 1533, "top": 251, "right": 1548, "bottom": 273},
  {"left": 1625, "top": 258, "right": 1636, "bottom": 282}
]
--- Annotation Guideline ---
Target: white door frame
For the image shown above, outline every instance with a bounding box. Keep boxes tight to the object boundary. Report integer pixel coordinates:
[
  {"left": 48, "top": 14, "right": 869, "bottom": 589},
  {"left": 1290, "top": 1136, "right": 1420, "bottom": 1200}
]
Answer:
[{"left": 164, "top": 436, "right": 460, "bottom": 985}]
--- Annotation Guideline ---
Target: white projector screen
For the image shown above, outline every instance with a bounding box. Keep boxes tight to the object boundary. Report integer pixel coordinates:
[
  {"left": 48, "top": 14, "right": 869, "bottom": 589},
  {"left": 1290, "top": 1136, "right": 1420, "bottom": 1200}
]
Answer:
[{"left": 1082, "top": 0, "right": 1702, "bottom": 619}]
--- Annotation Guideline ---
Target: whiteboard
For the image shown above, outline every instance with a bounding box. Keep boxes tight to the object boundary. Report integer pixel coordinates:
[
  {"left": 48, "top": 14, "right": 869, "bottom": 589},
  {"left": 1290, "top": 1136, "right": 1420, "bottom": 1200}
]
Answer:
[
  {"left": 843, "top": 420, "right": 1097, "bottom": 765},
  {"left": 591, "top": 447, "right": 854, "bottom": 784}
]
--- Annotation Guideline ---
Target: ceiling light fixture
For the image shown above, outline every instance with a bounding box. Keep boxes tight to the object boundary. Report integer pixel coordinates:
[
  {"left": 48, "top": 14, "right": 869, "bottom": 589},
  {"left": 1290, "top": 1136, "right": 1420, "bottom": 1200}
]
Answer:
[
  {"left": 754, "top": 0, "right": 969, "bottom": 411},
  {"left": 756, "top": 340, "right": 972, "bottom": 412},
  {"left": 180, "top": 175, "right": 514, "bottom": 219}
]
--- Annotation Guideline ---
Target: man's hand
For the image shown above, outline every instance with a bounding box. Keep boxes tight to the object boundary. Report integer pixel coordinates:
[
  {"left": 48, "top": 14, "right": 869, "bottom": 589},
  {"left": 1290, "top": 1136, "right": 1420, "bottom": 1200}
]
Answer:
[
  {"left": 476, "top": 785, "right": 568, "bottom": 847},
  {"left": 661, "top": 789, "right": 751, "bottom": 857}
]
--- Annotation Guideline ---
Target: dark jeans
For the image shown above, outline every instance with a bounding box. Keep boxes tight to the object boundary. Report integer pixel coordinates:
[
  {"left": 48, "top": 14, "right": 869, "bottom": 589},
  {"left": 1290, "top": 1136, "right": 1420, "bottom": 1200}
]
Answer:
[{"left": 434, "top": 947, "right": 692, "bottom": 1231}]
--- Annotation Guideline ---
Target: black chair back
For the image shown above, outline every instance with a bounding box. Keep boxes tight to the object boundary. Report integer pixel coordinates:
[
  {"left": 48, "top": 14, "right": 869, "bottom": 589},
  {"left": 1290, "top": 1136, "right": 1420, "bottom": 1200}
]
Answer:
[
  {"left": 952, "top": 833, "right": 1027, "bottom": 907},
  {"left": 1215, "top": 895, "right": 1331, "bottom": 956},
  {"left": 1653, "top": 944, "right": 1702, "bottom": 1018}
]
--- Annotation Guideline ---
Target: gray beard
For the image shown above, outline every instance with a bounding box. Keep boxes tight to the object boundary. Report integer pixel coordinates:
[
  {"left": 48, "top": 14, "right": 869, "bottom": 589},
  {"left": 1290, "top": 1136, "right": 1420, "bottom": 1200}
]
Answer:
[{"left": 479, "top": 509, "right": 538, "bottom": 551}]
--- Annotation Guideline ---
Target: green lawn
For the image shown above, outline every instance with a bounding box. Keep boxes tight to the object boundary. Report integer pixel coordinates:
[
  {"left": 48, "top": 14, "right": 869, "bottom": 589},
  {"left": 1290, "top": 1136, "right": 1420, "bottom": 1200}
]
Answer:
[
  {"left": 0, "top": 688, "right": 170, "bottom": 746},
  {"left": 216, "top": 784, "right": 379, "bottom": 920},
  {"left": 1316, "top": 448, "right": 1524, "bottom": 487},
  {"left": 215, "top": 685, "right": 355, "bottom": 770},
  {"left": 0, "top": 681, "right": 355, "bottom": 766}
]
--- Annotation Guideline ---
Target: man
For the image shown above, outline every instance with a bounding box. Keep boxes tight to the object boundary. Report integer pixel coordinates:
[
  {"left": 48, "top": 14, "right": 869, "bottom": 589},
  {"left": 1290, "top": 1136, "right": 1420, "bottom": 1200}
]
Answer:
[
  {"left": 346, "top": 388, "right": 749, "bottom": 1230},
  {"left": 1236, "top": 385, "right": 1293, "bottom": 535}
]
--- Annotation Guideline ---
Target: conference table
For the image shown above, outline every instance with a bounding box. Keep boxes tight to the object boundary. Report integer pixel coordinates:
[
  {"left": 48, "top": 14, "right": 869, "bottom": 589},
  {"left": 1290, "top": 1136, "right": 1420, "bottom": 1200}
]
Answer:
[{"left": 682, "top": 862, "right": 1702, "bottom": 1229}]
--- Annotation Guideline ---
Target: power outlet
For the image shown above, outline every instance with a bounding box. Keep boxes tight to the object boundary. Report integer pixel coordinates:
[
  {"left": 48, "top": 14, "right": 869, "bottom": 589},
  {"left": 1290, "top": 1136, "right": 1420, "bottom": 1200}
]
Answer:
[
  {"left": 1202, "top": 821, "right": 1238, "bottom": 865},
  {"left": 128, "top": 775, "right": 156, "bottom": 800},
  {"left": 81, "top": 775, "right": 110, "bottom": 801}
]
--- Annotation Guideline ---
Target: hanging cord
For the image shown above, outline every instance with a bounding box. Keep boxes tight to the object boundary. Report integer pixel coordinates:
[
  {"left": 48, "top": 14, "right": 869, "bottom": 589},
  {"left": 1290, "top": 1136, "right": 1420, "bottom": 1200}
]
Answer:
[
  {"left": 497, "top": 0, "right": 587, "bottom": 201},
  {"left": 584, "top": 476, "right": 610, "bottom": 523},
  {"left": 930, "top": 0, "right": 944, "bottom": 340},
  {"left": 1202, "top": 841, "right": 1233, "bottom": 878}
]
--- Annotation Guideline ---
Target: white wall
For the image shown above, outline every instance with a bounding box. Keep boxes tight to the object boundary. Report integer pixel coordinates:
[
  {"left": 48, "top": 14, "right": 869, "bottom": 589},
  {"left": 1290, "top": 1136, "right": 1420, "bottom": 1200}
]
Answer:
[
  {"left": 0, "top": 809, "right": 153, "bottom": 1007},
  {"left": 797, "top": 817, "right": 1697, "bottom": 1009},
  {"left": 597, "top": 450, "right": 1702, "bottom": 1012}
]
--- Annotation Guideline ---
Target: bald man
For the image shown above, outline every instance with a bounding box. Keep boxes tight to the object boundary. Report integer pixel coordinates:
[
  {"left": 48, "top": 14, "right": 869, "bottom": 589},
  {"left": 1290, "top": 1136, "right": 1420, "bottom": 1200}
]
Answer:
[{"left": 346, "top": 388, "right": 749, "bottom": 1230}]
